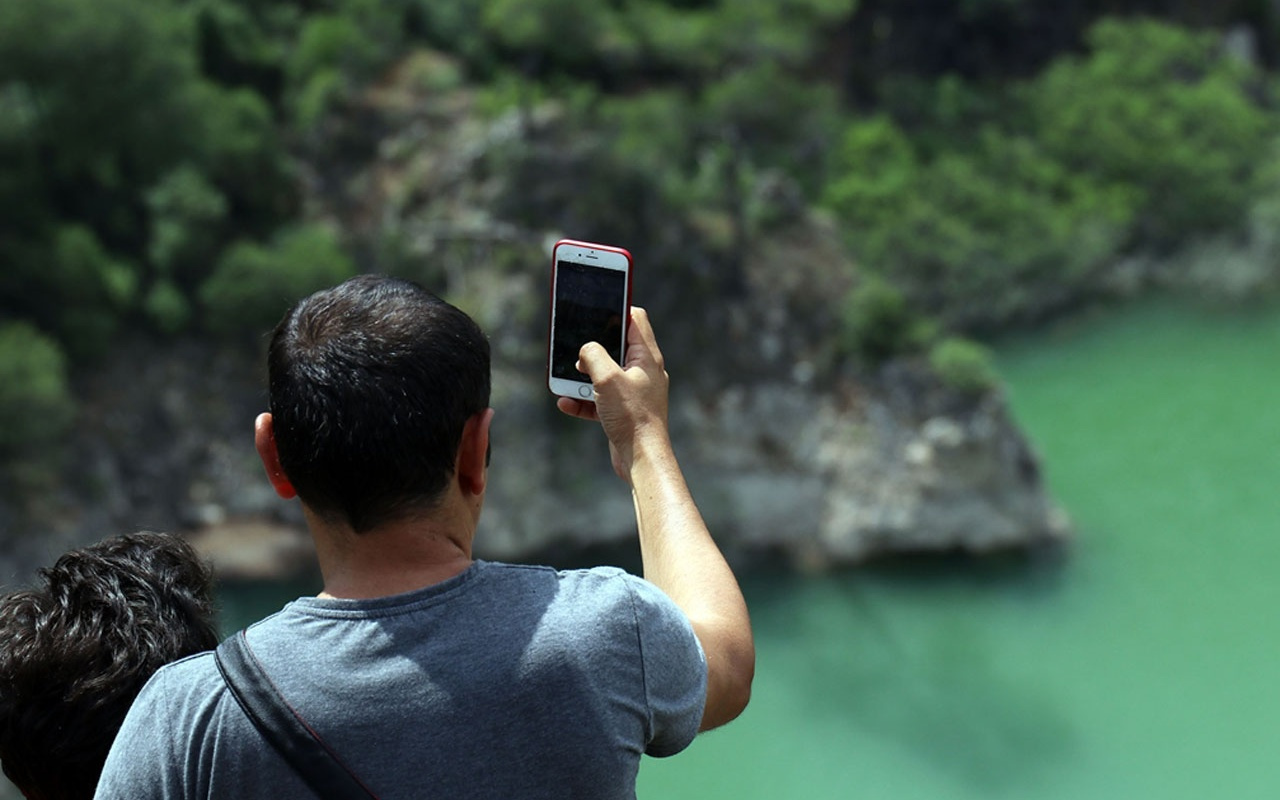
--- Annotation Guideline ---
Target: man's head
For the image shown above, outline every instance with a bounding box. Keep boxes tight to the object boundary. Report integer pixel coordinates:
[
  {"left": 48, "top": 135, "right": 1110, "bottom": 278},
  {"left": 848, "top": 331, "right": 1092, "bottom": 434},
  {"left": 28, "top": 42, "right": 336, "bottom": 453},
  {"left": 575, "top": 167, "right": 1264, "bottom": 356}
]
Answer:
[
  {"left": 0, "top": 532, "right": 219, "bottom": 800},
  {"left": 263, "top": 275, "right": 491, "bottom": 532}
]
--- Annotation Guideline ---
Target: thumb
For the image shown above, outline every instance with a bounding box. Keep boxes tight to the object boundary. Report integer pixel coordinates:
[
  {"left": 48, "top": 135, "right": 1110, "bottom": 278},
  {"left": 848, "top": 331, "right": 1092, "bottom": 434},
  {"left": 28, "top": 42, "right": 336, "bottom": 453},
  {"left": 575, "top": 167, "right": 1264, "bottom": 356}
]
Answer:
[{"left": 577, "top": 341, "right": 620, "bottom": 382}]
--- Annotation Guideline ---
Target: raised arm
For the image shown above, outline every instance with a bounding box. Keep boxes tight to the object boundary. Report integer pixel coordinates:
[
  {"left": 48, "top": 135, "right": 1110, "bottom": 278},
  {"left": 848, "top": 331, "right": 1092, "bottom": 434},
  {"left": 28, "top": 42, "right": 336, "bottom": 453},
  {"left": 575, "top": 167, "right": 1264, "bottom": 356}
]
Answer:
[{"left": 557, "top": 307, "right": 755, "bottom": 731}]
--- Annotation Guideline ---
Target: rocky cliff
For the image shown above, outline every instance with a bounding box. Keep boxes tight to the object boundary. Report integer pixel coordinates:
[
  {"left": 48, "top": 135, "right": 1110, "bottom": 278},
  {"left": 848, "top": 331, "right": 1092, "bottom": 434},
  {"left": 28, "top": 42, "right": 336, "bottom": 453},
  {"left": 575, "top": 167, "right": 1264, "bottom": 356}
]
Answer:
[
  {"left": 0, "top": 51, "right": 1069, "bottom": 586},
  {"left": 0, "top": 322, "right": 1067, "bottom": 586}
]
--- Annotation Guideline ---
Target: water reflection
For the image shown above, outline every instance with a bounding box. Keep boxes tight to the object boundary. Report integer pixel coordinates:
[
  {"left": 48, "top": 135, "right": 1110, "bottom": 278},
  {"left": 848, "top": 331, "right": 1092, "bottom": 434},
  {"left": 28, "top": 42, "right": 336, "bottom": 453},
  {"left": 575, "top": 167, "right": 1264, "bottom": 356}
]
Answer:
[
  {"left": 216, "top": 572, "right": 322, "bottom": 636},
  {"left": 749, "top": 562, "right": 1075, "bottom": 795}
]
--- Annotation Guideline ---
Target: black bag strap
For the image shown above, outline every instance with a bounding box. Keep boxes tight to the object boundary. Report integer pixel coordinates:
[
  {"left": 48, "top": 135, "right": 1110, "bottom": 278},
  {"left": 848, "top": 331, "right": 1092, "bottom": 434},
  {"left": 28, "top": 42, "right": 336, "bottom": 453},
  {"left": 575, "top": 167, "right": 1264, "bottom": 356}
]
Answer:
[{"left": 215, "top": 630, "right": 379, "bottom": 800}]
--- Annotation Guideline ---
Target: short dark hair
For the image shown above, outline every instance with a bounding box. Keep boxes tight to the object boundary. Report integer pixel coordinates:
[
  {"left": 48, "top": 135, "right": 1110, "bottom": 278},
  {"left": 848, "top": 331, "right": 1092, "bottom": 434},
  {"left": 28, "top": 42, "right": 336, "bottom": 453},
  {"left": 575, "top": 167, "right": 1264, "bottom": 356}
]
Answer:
[
  {"left": 267, "top": 275, "right": 491, "bottom": 532},
  {"left": 0, "top": 532, "right": 219, "bottom": 800}
]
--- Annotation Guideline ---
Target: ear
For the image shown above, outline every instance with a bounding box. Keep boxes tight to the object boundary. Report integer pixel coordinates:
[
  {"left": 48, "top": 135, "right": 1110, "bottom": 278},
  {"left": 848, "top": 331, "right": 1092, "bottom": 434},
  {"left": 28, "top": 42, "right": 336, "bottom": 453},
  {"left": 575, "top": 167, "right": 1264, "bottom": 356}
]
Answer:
[
  {"left": 457, "top": 408, "right": 495, "bottom": 497},
  {"left": 254, "top": 412, "right": 298, "bottom": 500}
]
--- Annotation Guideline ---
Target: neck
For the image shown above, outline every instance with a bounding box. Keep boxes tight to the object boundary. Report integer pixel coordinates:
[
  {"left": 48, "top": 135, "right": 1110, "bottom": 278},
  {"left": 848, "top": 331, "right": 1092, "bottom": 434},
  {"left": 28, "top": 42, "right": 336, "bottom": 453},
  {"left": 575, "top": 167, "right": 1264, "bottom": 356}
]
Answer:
[{"left": 305, "top": 500, "right": 477, "bottom": 600}]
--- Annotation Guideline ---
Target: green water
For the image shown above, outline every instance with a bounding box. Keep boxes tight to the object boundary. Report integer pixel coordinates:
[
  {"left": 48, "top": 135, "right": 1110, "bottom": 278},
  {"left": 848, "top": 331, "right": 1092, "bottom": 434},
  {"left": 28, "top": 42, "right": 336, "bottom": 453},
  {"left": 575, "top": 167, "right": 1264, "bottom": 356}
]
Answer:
[
  {"left": 638, "top": 299, "right": 1280, "bottom": 799},
  {"left": 214, "top": 300, "right": 1280, "bottom": 799}
]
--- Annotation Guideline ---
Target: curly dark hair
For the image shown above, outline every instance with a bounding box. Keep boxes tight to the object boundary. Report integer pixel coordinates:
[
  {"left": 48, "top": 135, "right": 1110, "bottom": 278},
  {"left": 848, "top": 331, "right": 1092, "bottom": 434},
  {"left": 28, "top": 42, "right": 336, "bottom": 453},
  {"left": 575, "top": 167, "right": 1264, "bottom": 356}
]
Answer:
[{"left": 0, "top": 532, "right": 220, "bottom": 799}]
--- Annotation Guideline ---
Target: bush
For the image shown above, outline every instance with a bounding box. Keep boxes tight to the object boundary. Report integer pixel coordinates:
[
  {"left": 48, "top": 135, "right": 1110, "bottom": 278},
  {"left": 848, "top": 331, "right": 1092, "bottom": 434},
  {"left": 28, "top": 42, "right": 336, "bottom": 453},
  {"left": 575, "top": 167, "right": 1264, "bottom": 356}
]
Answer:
[
  {"left": 143, "top": 279, "right": 192, "bottom": 335},
  {"left": 0, "top": 322, "right": 76, "bottom": 453},
  {"left": 631, "top": 0, "right": 856, "bottom": 76},
  {"left": 47, "top": 226, "right": 140, "bottom": 357},
  {"left": 0, "top": 0, "right": 299, "bottom": 356},
  {"left": 288, "top": 11, "right": 388, "bottom": 88},
  {"left": 459, "top": 0, "right": 856, "bottom": 83},
  {"left": 697, "top": 60, "right": 840, "bottom": 198},
  {"left": 199, "top": 223, "right": 356, "bottom": 336},
  {"left": 824, "top": 116, "right": 1134, "bottom": 328},
  {"left": 286, "top": 13, "right": 386, "bottom": 131},
  {"left": 483, "top": 0, "right": 636, "bottom": 73},
  {"left": 192, "top": 84, "right": 295, "bottom": 239},
  {"left": 824, "top": 18, "right": 1280, "bottom": 327},
  {"left": 929, "top": 336, "right": 1000, "bottom": 394},
  {"left": 145, "top": 165, "right": 229, "bottom": 288},
  {"left": 1027, "top": 17, "right": 1277, "bottom": 250},
  {"left": 840, "top": 276, "right": 933, "bottom": 363}
]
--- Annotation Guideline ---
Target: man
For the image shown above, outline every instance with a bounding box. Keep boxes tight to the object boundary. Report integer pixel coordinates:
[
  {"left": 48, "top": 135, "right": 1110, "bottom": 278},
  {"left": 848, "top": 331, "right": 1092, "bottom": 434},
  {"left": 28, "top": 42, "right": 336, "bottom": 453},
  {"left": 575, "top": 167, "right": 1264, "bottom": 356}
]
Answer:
[
  {"left": 95, "top": 275, "right": 754, "bottom": 798},
  {"left": 0, "top": 532, "right": 220, "bottom": 799}
]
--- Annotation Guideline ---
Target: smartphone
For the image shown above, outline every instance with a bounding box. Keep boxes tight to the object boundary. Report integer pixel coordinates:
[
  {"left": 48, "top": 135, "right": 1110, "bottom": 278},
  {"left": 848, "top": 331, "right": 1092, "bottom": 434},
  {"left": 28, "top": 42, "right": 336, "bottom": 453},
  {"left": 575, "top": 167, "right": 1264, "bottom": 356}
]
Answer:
[{"left": 547, "top": 239, "right": 633, "bottom": 400}]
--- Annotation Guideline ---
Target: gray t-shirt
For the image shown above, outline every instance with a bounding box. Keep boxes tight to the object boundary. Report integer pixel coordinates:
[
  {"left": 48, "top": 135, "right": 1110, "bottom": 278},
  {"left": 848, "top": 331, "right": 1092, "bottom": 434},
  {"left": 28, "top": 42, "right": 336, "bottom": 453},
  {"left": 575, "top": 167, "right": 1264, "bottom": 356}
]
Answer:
[{"left": 94, "top": 561, "right": 706, "bottom": 799}]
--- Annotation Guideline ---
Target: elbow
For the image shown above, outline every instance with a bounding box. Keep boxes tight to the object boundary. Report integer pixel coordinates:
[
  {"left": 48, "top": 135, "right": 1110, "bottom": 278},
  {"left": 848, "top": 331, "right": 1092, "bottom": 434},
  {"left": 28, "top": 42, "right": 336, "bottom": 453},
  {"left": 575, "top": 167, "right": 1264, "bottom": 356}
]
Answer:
[
  {"left": 700, "top": 638, "right": 756, "bottom": 731},
  {"left": 724, "top": 640, "right": 756, "bottom": 721}
]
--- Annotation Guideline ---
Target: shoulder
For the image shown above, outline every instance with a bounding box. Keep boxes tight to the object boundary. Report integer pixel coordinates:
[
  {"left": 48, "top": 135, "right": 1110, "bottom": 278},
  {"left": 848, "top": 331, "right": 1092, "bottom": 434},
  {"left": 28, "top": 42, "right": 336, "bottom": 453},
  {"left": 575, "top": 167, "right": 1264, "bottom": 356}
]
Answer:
[
  {"left": 95, "top": 651, "right": 233, "bottom": 799},
  {"left": 115, "top": 650, "right": 232, "bottom": 743},
  {"left": 152, "top": 649, "right": 222, "bottom": 688},
  {"left": 476, "top": 561, "right": 640, "bottom": 607},
  {"left": 546, "top": 566, "right": 701, "bottom": 654},
  {"left": 474, "top": 562, "right": 700, "bottom": 661},
  {"left": 135, "top": 650, "right": 223, "bottom": 703},
  {"left": 535, "top": 564, "right": 680, "bottom": 620},
  {"left": 559, "top": 566, "right": 688, "bottom": 625},
  {"left": 543, "top": 569, "right": 707, "bottom": 756},
  {"left": 544, "top": 563, "right": 649, "bottom": 597}
]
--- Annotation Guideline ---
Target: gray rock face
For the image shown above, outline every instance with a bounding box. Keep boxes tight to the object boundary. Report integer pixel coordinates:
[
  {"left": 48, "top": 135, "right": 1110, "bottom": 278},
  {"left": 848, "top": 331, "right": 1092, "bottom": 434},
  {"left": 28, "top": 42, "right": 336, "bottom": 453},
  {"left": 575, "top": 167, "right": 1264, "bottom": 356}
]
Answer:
[
  {"left": 0, "top": 53, "right": 1069, "bottom": 584},
  {"left": 0, "top": 333, "right": 1067, "bottom": 585},
  {"left": 483, "top": 364, "right": 1068, "bottom": 572}
]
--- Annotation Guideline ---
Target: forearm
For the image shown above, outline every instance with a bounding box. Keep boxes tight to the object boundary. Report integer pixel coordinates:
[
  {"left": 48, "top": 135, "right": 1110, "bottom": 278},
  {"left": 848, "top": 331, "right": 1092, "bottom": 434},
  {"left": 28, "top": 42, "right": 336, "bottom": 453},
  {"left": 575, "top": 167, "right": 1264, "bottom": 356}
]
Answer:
[
  {"left": 629, "top": 433, "right": 754, "bottom": 730},
  {"left": 561, "top": 307, "right": 754, "bottom": 729}
]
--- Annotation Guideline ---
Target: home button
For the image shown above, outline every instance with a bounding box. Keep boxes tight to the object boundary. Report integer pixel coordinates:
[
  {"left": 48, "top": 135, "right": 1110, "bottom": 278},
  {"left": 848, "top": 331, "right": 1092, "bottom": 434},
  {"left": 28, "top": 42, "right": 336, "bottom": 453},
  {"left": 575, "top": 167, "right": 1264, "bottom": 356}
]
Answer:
[{"left": 578, "top": 385, "right": 593, "bottom": 398}]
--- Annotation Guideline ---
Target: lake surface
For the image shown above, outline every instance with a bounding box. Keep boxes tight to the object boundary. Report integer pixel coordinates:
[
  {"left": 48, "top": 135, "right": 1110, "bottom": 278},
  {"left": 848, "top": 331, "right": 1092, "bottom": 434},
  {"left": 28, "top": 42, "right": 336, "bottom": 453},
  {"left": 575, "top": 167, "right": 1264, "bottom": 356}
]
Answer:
[
  {"left": 638, "top": 299, "right": 1280, "bottom": 799},
  {"left": 214, "top": 299, "right": 1280, "bottom": 799}
]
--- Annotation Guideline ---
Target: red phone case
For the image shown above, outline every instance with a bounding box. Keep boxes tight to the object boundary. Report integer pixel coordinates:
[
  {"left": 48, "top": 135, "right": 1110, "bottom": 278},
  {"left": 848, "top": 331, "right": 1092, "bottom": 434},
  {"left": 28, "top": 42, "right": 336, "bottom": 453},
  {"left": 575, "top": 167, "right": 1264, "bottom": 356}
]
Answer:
[{"left": 547, "top": 239, "right": 634, "bottom": 393}]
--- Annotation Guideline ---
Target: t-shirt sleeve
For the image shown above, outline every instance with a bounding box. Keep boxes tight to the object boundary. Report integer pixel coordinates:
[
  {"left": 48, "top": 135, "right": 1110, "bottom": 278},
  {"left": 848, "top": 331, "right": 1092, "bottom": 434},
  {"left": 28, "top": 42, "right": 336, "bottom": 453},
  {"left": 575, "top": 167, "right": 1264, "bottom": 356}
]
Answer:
[
  {"left": 93, "top": 666, "right": 181, "bottom": 800},
  {"left": 624, "top": 576, "right": 707, "bottom": 757}
]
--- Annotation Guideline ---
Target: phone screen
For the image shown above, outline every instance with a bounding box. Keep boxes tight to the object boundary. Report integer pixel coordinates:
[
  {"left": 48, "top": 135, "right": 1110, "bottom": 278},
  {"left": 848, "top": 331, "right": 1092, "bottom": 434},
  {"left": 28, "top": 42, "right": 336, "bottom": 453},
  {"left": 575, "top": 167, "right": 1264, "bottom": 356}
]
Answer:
[{"left": 551, "top": 260, "right": 627, "bottom": 380}]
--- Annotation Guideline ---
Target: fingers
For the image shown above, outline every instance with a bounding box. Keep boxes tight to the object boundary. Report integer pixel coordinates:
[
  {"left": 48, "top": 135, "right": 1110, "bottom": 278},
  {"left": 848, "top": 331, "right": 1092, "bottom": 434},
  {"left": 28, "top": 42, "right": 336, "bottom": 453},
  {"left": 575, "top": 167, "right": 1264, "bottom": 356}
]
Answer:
[
  {"left": 624, "top": 307, "right": 664, "bottom": 371},
  {"left": 573, "top": 308, "right": 663, "bottom": 377},
  {"left": 558, "top": 307, "right": 666, "bottom": 430},
  {"left": 576, "top": 341, "right": 620, "bottom": 385},
  {"left": 556, "top": 396, "right": 599, "bottom": 421}
]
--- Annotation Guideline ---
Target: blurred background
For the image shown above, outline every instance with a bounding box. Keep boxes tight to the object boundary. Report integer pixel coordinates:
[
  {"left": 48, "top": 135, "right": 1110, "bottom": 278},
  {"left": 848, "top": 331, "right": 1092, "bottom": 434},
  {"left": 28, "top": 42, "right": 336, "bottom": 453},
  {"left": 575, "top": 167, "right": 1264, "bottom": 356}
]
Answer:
[{"left": 2, "top": 0, "right": 1279, "bottom": 797}]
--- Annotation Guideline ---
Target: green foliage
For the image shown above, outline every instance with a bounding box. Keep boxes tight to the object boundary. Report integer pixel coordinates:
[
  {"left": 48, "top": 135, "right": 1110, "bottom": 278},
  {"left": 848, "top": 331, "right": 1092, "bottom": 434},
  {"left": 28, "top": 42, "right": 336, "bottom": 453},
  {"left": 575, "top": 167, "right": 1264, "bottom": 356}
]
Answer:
[
  {"left": 929, "top": 337, "right": 1000, "bottom": 394},
  {"left": 398, "top": 48, "right": 465, "bottom": 94},
  {"left": 2, "top": 0, "right": 1278, "bottom": 375},
  {"left": 627, "top": 0, "right": 858, "bottom": 75},
  {"left": 680, "top": 0, "right": 857, "bottom": 70},
  {"left": 146, "top": 165, "right": 229, "bottom": 283},
  {"left": 824, "top": 116, "right": 1134, "bottom": 327},
  {"left": 0, "top": 0, "right": 206, "bottom": 190},
  {"left": 0, "top": 0, "right": 299, "bottom": 353},
  {"left": 194, "top": 84, "right": 295, "bottom": 234},
  {"left": 192, "top": 0, "right": 290, "bottom": 100},
  {"left": 143, "top": 279, "right": 193, "bottom": 335},
  {"left": 292, "top": 67, "right": 347, "bottom": 131},
  {"left": 408, "top": 0, "right": 495, "bottom": 72},
  {"left": 824, "top": 17, "right": 1280, "bottom": 328},
  {"left": 482, "top": 0, "right": 638, "bottom": 71},
  {"left": 594, "top": 89, "right": 694, "bottom": 198},
  {"left": 0, "top": 0, "right": 195, "bottom": 343},
  {"left": 0, "top": 322, "right": 76, "bottom": 453},
  {"left": 840, "top": 276, "right": 934, "bottom": 364},
  {"left": 287, "top": 13, "right": 381, "bottom": 126},
  {"left": 698, "top": 60, "right": 839, "bottom": 196},
  {"left": 199, "top": 224, "right": 356, "bottom": 336},
  {"left": 47, "top": 226, "right": 140, "bottom": 357},
  {"left": 451, "top": 0, "right": 857, "bottom": 82},
  {"left": 1028, "top": 17, "right": 1277, "bottom": 250},
  {"left": 824, "top": 116, "right": 917, "bottom": 221}
]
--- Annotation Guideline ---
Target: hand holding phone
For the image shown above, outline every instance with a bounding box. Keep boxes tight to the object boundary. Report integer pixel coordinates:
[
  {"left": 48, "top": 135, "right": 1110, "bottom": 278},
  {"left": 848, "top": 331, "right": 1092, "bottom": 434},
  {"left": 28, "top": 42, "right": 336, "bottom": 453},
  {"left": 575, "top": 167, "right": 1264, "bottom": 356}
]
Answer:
[
  {"left": 557, "top": 306, "right": 669, "bottom": 480},
  {"left": 547, "top": 239, "right": 633, "bottom": 400}
]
